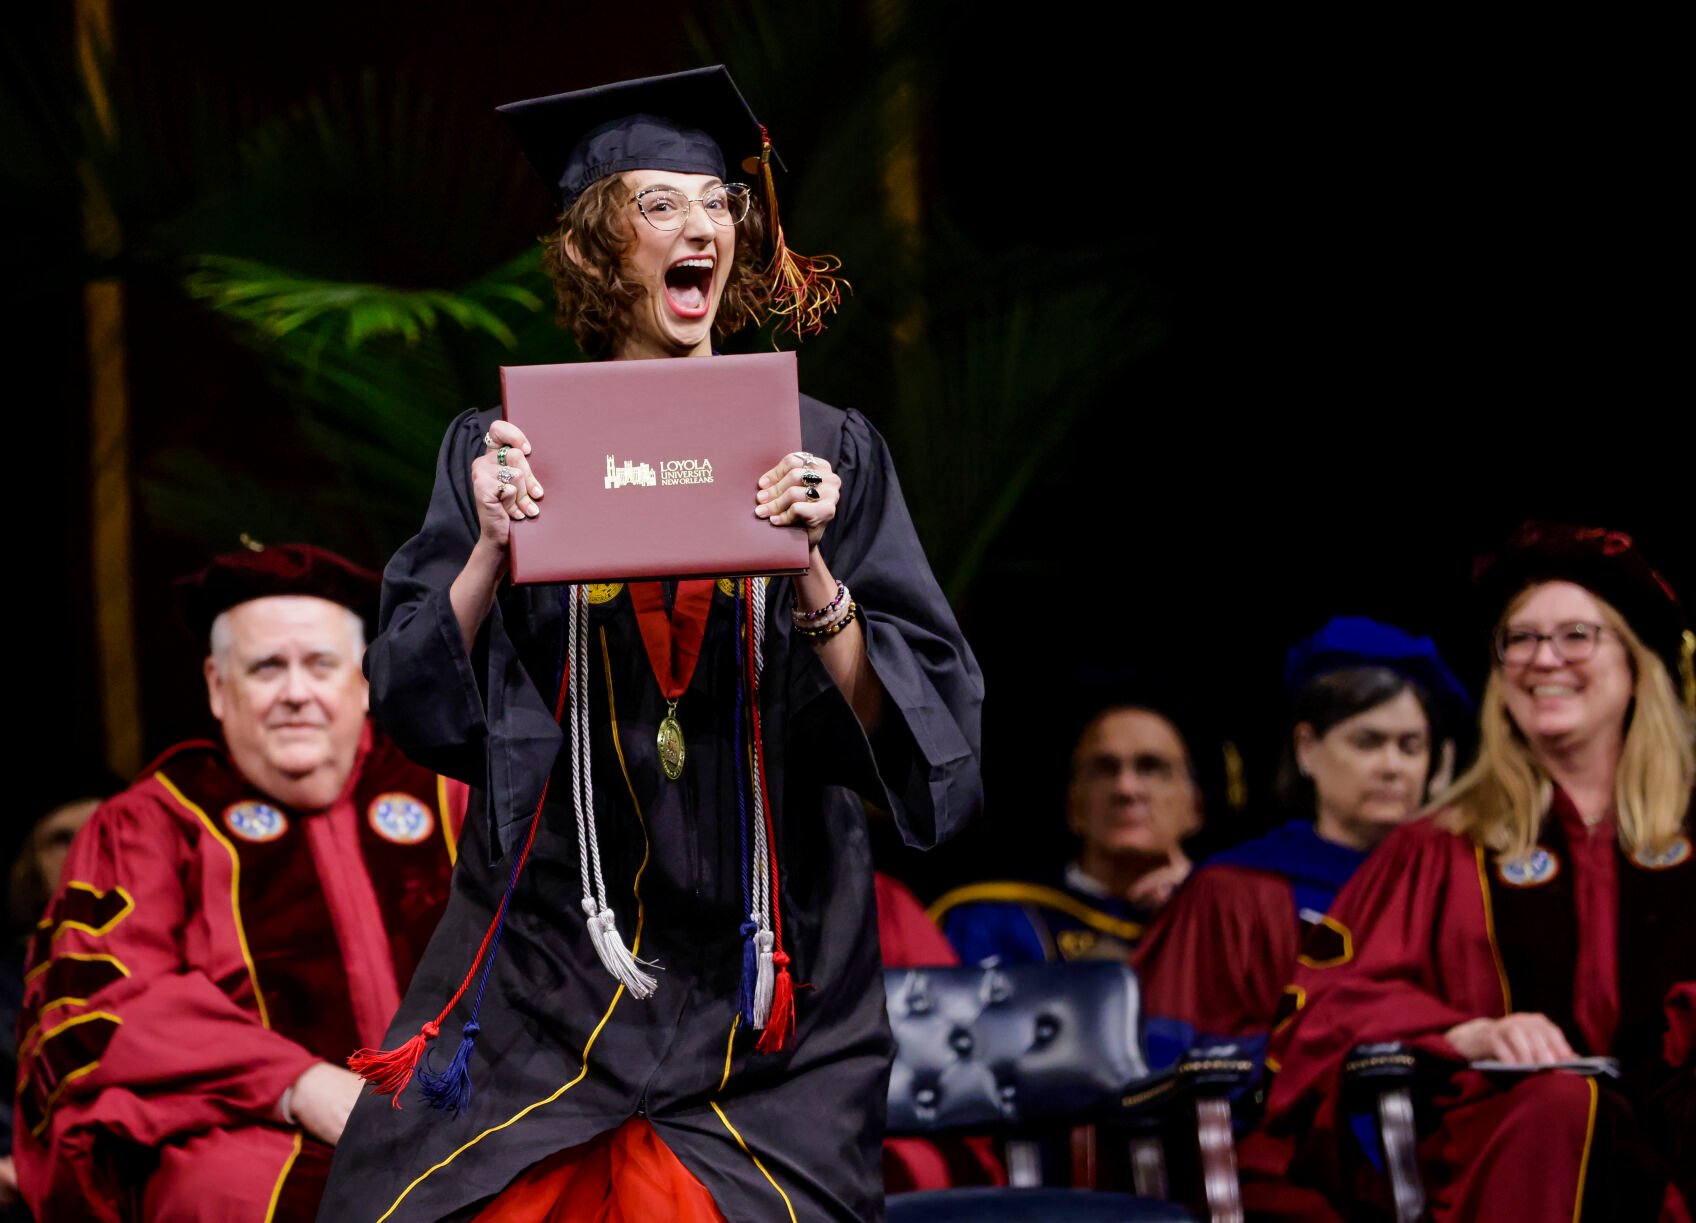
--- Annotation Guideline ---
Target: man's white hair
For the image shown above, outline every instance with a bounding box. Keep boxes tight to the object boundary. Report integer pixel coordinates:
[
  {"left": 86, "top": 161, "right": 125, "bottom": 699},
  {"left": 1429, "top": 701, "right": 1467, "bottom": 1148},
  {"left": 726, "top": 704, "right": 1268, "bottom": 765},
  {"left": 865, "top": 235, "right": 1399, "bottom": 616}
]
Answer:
[{"left": 208, "top": 601, "right": 367, "bottom": 675}]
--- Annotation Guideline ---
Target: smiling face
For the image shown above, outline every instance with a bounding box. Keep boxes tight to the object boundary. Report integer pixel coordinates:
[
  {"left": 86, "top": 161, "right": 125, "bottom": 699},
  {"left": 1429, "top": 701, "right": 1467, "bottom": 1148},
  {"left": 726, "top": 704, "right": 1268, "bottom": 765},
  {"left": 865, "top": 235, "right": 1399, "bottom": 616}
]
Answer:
[
  {"left": 205, "top": 595, "right": 369, "bottom": 811},
  {"left": 611, "top": 169, "right": 737, "bottom": 360},
  {"left": 1497, "top": 580, "right": 1636, "bottom": 756}
]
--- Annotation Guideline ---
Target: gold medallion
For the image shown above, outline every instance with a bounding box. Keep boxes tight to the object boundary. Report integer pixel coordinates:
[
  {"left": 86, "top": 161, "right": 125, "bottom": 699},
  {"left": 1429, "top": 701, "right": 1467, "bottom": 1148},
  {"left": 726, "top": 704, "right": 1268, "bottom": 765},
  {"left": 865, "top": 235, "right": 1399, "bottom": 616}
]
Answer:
[
  {"left": 586, "top": 583, "right": 624, "bottom": 605},
  {"left": 657, "top": 700, "right": 685, "bottom": 780}
]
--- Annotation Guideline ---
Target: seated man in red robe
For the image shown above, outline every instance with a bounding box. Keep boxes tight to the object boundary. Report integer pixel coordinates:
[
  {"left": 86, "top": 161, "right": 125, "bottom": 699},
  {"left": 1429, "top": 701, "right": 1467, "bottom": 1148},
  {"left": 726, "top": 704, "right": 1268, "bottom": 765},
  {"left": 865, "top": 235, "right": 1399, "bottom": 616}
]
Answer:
[{"left": 13, "top": 544, "right": 465, "bottom": 1222}]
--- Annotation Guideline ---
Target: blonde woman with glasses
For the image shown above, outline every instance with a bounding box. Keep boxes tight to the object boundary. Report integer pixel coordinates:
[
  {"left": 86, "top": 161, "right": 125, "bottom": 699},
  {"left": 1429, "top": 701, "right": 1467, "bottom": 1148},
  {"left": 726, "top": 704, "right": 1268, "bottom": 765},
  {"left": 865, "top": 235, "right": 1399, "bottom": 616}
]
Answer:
[{"left": 1240, "top": 521, "right": 1694, "bottom": 1223}]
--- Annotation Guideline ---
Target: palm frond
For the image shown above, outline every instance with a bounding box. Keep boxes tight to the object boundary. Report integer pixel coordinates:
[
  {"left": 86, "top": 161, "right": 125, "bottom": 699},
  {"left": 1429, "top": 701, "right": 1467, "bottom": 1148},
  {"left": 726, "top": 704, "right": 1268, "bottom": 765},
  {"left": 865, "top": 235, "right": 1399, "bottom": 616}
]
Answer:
[{"left": 182, "top": 254, "right": 540, "bottom": 350}]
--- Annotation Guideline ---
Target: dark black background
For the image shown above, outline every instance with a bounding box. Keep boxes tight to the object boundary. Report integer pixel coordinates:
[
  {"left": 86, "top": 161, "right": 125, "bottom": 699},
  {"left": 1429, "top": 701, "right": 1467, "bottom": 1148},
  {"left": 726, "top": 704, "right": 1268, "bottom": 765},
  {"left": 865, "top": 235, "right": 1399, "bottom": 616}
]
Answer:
[{"left": 5, "top": 4, "right": 1688, "bottom": 897}]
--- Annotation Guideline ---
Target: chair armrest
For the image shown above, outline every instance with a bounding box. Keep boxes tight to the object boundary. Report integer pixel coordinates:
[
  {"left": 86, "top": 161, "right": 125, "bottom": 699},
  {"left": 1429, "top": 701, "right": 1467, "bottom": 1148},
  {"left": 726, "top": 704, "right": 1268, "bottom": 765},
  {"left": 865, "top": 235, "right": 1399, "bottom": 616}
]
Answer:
[
  {"left": 1344, "top": 1041, "right": 1418, "bottom": 1089},
  {"left": 1113, "top": 1042, "right": 1258, "bottom": 1130},
  {"left": 1344, "top": 1042, "right": 1425, "bottom": 1223}
]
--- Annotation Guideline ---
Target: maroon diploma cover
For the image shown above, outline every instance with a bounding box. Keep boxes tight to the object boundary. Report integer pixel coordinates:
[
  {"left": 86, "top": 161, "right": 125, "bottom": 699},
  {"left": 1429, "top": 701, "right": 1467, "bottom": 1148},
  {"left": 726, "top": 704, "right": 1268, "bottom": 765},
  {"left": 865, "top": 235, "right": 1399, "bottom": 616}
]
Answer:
[{"left": 501, "top": 352, "right": 811, "bottom": 585}]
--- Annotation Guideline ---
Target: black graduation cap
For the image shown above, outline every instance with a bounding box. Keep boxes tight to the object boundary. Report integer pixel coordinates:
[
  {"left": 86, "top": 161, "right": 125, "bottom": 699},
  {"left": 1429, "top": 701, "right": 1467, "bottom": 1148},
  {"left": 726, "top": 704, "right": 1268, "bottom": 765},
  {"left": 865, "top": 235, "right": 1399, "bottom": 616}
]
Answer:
[{"left": 497, "top": 65, "right": 784, "bottom": 209}]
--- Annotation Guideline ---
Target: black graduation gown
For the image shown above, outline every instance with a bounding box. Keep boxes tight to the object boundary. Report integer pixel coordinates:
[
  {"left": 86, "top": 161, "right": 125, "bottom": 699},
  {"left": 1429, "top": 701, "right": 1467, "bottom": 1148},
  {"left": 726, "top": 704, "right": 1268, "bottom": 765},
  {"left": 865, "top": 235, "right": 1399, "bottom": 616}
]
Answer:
[{"left": 318, "top": 397, "right": 984, "bottom": 1223}]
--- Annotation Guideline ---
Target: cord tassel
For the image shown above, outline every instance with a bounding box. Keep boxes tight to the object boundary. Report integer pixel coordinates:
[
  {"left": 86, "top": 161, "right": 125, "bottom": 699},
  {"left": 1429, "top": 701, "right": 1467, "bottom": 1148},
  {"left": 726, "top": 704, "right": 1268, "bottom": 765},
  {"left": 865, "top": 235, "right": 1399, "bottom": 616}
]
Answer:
[
  {"left": 737, "top": 918, "right": 760, "bottom": 1025},
  {"left": 350, "top": 597, "right": 572, "bottom": 1108},
  {"left": 582, "top": 898, "right": 658, "bottom": 998},
  {"left": 417, "top": 1020, "right": 480, "bottom": 1115},
  {"left": 348, "top": 1021, "right": 440, "bottom": 1102},
  {"left": 755, "top": 951, "right": 795, "bottom": 1054},
  {"left": 753, "top": 928, "right": 775, "bottom": 1028}
]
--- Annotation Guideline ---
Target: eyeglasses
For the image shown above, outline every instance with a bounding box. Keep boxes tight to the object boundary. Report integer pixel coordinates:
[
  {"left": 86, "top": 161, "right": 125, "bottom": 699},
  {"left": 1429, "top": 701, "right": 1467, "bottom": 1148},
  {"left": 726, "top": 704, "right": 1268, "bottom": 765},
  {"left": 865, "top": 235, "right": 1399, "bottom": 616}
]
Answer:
[
  {"left": 631, "top": 183, "right": 752, "bottom": 231},
  {"left": 1494, "top": 621, "right": 1610, "bottom": 666},
  {"left": 1074, "top": 753, "right": 1185, "bottom": 785}
]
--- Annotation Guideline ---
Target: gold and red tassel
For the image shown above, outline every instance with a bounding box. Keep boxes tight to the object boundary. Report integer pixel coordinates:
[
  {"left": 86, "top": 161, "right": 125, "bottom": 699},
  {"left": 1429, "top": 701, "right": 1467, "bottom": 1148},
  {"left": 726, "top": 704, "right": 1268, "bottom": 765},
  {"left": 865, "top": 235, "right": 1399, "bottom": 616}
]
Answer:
[{"left": 759, "top": 126, "right": 848, "bottom": 341}]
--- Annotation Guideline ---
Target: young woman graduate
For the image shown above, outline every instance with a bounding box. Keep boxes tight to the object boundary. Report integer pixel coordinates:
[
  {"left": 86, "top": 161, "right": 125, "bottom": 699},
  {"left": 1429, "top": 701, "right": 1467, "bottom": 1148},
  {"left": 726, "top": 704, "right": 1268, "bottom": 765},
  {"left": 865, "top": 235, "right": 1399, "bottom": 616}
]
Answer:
[
  {"left": 318, "top": 68, "right": 984, "bottom": 1223},
  {"left": 1133, "top": 616, "right": 1468, "bottom": 1045},
  {"left": 1239, "top": 522, "right": 1695, "bottom": 1222}
]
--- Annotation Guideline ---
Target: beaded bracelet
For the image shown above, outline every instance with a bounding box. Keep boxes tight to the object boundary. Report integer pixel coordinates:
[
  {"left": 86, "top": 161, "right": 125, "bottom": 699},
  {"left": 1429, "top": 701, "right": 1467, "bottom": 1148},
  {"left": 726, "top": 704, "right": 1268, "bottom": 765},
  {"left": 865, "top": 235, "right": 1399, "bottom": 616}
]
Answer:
[
  {"left": 793, "top": 580, "right": 849, "bottom": 623},
  {"left": 795, "top": 600, "right": 860, "bottom": 641}
]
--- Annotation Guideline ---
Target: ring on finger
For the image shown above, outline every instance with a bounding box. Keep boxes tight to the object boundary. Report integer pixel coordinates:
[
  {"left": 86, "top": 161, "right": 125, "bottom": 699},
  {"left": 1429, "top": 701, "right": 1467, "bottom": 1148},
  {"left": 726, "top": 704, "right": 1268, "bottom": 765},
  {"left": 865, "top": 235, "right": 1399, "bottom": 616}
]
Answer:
[
  {"left": 484, "top": 431, "right": 497, "bottom": 449},
  {"left": 801, "top": 471, "right": 823, "bottom": 486},
  {"left": 797, "top": 451, "right": 816, "bottom": 468},
  {"left": 805, "top": 486, "right": 821, "bottom": 501},
  {"left": 497, "top": 445, "right": 511, "bottom": 466},
  {"left": 497, "top": 466, "right": 515, "bottom": 484}
]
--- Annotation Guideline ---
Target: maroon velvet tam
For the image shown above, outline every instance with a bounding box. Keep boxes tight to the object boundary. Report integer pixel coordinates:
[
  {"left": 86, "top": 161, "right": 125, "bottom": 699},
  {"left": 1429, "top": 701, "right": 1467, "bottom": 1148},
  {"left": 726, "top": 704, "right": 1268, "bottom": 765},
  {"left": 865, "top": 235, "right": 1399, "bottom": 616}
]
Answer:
[
  {"left": 1473, "top": 520, "right": 1689, "bottom": 684},
  {"left": 175, "top": 543, "right": 381, "bottom": 643}
]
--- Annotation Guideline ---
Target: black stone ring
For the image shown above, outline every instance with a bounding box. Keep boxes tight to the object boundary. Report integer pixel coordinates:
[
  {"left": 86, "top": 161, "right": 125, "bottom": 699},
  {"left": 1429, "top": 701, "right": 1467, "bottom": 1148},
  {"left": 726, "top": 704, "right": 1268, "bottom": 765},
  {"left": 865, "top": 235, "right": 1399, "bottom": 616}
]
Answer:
[
  {"left": 801, "top": 471, "right": 823, "bottom": 486},
  {"left": 805, "top": 486, "right": 821, "bottom": 501}
]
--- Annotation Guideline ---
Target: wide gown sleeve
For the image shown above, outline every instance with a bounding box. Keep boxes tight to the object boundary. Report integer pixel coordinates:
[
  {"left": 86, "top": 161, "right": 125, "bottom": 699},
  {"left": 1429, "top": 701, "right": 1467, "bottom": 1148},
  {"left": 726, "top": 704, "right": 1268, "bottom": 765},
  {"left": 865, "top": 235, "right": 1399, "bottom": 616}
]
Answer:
[
  {"left": 363, "top": 408, "right": 565, "bottom": 857},
  {"left": 793, "top": 402, "right": 985, "bottom": 850},
  {"left": 1133, "top": 865, "right": 1302, "bottom": 1037},
  {"left": 1255, "top": 818, "right": 1501, "bottom": 1166},
  {"left": 14, "top": 793, "right": 320, "bottom": 1221}
]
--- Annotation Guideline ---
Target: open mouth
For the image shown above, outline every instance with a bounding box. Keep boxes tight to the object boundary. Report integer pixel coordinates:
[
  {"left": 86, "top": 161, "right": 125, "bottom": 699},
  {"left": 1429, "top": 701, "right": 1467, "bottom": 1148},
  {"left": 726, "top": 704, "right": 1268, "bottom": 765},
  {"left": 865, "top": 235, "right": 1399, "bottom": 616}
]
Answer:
[{"left": 665, "top": 257, "right": 715, "bottom": 317}]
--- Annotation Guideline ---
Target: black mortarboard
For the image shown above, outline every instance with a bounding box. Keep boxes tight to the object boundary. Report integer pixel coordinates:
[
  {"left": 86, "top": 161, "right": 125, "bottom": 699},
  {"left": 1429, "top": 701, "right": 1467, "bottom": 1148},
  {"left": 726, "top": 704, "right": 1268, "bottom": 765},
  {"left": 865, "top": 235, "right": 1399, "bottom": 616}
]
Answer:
[
  {"left": 497, "top": 66, "right": 781, "bottom": 209},
  {"left": 174, "top": 542, "right": 382, "bottom": 644}
]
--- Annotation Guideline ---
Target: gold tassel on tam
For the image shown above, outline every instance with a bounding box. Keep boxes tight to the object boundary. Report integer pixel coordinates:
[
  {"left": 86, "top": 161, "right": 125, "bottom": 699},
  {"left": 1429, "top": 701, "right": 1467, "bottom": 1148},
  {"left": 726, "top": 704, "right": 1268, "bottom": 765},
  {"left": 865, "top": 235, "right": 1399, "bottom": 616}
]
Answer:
[{"left": 758, "top": 127, "right": 848, "bottom": 340}]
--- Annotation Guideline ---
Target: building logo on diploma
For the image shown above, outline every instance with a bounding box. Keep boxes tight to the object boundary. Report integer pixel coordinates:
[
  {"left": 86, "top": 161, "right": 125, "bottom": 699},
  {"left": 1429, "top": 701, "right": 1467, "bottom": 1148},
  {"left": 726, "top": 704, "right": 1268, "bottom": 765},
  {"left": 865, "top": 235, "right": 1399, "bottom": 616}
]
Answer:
[{"left": 606, "top": 455, "right": 657, "bottom": 488}]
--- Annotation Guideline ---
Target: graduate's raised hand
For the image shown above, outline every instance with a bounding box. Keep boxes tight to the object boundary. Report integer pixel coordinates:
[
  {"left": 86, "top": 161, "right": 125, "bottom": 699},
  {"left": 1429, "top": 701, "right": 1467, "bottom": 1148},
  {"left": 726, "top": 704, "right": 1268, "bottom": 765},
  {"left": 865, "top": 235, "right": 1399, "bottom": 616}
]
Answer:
[
  {"left": 473, "top": 421, "right": 544, "bottom": 545},
  {"left": 756, "top": 450, "right": 839, "bottom": 549},
  {"left": 1444, "top": 1013, "right": 1577, "bottom": 1065}
]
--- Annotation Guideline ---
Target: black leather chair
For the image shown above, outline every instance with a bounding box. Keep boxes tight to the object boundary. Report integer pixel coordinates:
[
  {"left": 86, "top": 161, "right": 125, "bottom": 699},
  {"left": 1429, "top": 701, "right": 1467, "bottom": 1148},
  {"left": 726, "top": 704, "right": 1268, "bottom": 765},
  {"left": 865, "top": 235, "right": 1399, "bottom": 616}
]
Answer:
[{"left": 884, "top": 963, "right": 1254, "bottom": 1222}]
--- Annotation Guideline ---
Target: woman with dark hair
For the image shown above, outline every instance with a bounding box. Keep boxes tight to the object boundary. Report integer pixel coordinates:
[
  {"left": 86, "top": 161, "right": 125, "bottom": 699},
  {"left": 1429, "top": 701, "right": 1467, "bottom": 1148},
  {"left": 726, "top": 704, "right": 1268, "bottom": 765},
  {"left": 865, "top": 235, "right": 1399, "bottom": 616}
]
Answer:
[
  {"left": 1134, "top": 617, "right": 1468, "bottom": 1044},
  {"left": 1241, "top": 523, "right": 1695, "bottom": 1221},
  {"left": 321, "top": 68, "right": 982, "bottom": 1223}
]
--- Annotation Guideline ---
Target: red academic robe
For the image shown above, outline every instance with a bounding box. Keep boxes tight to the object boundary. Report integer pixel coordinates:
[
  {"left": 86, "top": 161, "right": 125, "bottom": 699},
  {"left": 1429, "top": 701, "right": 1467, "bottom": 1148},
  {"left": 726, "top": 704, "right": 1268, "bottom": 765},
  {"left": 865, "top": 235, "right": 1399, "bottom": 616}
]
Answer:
[
  {"left": 1239, "top": 794, "right": 1695, "bottom": 1222},
  {"left": 1133, "top": 866, "right": 1300, "bottom": 1038},
  {"left": 13, "top": 726, "right": 465, "bottom": 1223}
]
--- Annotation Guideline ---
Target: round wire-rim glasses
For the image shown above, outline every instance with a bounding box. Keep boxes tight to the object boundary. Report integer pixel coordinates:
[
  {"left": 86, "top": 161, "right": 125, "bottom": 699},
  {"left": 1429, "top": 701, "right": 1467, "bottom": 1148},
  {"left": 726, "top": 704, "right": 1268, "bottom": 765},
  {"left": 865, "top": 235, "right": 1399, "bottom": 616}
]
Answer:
[
  {"left": 1494, "top": 621, "right": 1611, "bottom": 666},
  {"left": 631, "top": 183, "right": 752, "bottom": 231}
]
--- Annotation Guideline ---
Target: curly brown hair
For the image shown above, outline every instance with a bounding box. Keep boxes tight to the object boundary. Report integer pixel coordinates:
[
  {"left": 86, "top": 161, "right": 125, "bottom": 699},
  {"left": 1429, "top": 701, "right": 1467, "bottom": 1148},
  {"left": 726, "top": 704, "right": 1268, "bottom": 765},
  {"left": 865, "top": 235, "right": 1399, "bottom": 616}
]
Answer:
[{"left": 541, "top": 174, "right": 771, "bottom": 359}]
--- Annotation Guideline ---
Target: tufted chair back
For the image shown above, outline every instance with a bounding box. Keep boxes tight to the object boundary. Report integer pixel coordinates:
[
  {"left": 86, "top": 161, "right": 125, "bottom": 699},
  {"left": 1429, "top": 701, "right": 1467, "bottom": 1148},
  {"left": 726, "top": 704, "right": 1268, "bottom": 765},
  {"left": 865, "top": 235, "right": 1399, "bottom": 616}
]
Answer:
[{"left": 885, "top": 962, "right": 1150, "bottom": 1134}]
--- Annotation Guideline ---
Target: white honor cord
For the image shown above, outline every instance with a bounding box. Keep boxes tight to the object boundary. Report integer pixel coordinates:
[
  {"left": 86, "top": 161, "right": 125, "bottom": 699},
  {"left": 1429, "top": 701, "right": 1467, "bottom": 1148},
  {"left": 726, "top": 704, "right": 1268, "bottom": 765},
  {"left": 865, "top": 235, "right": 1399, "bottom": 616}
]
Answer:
[
  {"left": 568, "top": 585, "right": 659, "bottom": 999},
  {"left": 748, "top": 577, "right": 775, "bottom": 1026}
]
